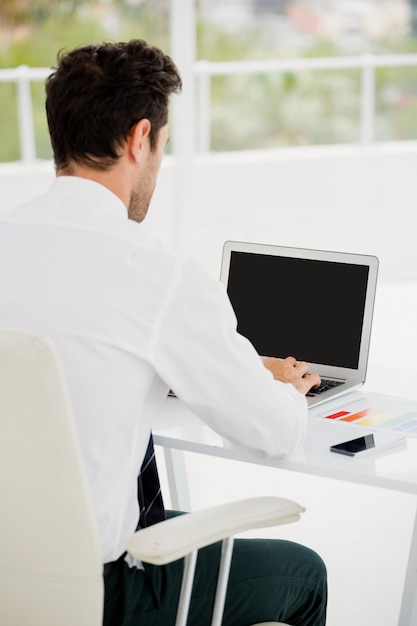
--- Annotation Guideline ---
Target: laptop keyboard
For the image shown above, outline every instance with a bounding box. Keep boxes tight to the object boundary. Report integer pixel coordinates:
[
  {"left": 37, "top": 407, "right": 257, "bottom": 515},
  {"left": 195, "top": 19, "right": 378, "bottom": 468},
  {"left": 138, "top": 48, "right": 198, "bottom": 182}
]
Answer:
[{"left": 307, "top": 378, "right": 344, "bottom": 397}]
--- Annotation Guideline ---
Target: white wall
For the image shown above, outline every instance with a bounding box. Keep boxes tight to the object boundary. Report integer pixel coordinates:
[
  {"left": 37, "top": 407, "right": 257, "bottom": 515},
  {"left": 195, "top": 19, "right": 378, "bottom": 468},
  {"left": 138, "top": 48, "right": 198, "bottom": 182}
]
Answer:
[{"left": 1, "top": 141, "right": 416, "bottom": 282}]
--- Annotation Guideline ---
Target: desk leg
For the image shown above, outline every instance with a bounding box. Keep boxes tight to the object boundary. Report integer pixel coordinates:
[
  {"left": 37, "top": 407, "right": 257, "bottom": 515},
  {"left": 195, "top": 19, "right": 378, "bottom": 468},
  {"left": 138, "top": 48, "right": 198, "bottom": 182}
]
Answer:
[
  {"left": 163, "top": 447, "right": 192, "bottom": 512},
  {"left": 398, "top": 499, "right": 417, "bottom": 626}
]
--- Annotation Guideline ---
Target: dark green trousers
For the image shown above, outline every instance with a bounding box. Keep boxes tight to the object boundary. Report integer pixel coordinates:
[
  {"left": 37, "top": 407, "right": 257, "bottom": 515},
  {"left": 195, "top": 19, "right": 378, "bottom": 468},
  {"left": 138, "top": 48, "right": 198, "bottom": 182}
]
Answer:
[{"left": 104, "top": 513, "right": 327, "bottom": 626}]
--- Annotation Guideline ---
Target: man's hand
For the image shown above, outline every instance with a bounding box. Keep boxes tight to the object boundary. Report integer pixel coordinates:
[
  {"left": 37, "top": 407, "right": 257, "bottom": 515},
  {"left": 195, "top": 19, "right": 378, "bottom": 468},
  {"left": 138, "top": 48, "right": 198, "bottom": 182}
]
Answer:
[{"left": 263, "top": 356, "right": 321, "bottom": 396}]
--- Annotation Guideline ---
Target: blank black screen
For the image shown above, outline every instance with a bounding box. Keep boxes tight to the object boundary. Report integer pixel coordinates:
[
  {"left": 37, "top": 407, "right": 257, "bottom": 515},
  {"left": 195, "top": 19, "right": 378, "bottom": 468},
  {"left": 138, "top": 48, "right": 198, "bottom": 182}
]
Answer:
[{"left": 227, "top": 251, "right": 369, "bottom": 369}]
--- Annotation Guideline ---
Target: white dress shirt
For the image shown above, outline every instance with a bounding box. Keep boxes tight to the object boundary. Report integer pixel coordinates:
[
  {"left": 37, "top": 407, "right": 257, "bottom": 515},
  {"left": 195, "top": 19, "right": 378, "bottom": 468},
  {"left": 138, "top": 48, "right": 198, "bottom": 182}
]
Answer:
[{"left": 0, "top": 176, "right": 307, "bottom": 562}]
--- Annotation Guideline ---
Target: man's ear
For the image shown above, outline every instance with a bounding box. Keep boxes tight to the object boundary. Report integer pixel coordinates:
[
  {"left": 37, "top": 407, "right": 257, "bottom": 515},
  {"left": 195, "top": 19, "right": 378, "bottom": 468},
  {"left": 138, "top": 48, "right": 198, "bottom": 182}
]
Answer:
[{"left": 128, "top": 119, "right": 151, "bottom": 163}]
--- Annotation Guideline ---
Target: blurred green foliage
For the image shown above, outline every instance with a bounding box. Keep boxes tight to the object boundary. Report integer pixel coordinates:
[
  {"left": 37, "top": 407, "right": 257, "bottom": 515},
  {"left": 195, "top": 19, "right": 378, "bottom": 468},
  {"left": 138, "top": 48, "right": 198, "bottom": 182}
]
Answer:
[{"left": 1, "top": 3, "right": 417, "bottom": 161}]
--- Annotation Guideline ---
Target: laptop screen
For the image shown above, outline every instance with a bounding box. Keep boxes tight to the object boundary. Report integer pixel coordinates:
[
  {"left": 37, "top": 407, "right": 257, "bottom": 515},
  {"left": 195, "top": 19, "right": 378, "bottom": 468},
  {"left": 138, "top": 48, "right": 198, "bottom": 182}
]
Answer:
[{"left": 226, "top": 250, "right": 370, "bottom": 369}]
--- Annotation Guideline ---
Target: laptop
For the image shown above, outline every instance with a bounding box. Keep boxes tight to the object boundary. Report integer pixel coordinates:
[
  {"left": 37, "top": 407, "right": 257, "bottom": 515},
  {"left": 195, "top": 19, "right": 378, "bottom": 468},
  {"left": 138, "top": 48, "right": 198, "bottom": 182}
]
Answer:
[{"left": 220, "top": 241, "right": 379, "bottom": 407}]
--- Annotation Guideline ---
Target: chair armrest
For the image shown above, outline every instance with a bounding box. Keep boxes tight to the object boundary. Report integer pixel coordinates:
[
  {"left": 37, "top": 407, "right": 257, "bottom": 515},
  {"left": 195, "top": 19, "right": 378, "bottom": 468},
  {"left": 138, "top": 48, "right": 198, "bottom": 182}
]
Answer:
[{"left": 127, "top": 496, "right": 304, "bottom": 566}]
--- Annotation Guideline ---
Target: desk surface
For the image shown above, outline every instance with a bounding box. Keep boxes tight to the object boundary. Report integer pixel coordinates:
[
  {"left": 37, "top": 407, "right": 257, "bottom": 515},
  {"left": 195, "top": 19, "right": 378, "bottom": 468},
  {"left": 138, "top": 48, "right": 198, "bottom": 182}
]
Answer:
[
  {"left": 153, "top": 379, "right": 417, "bottom": 626},
  {"left": 154, "top": 393, "right": 417, "bottom": 495}
]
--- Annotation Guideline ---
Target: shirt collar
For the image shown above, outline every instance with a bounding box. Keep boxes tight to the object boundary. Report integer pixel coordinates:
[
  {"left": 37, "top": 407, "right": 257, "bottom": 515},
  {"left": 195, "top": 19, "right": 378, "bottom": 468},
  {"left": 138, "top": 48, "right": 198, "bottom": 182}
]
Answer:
[
  {"left": 51, "top": 176, "right": 128, "bottom": 221},
  {"left": 5, "top": 176, "right": 131, "bottom": 234}
]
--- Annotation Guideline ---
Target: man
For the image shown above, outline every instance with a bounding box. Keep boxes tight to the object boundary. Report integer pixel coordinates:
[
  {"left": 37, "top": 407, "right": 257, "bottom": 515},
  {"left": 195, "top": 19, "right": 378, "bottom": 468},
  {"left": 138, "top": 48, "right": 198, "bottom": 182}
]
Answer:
[{"left": 0, "top": 40, "right": 327, "bottom": 625}]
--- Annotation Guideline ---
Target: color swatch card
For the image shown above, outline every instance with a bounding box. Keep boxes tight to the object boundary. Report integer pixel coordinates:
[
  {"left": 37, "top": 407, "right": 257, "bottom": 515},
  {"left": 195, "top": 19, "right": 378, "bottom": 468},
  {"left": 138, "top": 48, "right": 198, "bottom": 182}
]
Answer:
[{"left": 310, "top": 391, "right": 417, "bottom": 437}]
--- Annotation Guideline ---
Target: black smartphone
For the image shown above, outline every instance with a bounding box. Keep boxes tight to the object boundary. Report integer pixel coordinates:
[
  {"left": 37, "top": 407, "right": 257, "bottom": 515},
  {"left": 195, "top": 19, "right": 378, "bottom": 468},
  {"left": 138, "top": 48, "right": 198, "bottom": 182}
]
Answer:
[{"left": 330, "top": 434, "right": 375, "bottom": 457}]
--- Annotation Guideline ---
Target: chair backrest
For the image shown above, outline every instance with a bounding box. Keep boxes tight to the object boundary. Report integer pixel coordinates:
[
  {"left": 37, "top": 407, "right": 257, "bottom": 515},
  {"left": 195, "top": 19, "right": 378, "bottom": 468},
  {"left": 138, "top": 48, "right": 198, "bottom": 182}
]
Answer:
[{"left": 0, "top": 328, "right": 103, "bottom": 626}]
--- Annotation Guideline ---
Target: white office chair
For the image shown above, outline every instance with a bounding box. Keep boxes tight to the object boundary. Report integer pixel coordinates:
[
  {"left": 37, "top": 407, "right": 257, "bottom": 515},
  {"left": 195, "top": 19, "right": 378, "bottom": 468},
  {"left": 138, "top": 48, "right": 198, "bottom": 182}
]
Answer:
[
  {"left": 127, "top": 498, "right": 303, "bottom": 626},
  {"left": 0, "top": 328, "right": 302, "bottom": 626}
]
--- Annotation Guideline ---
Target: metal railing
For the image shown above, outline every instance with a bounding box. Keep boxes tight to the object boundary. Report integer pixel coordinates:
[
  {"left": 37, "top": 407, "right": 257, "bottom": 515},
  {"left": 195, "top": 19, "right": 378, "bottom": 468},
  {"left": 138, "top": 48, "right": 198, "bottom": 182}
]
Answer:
[
  {"left": 0, "top": 65, "right": 51, "bottom": 162},
  {"left": 2, "top": 52, "right": 417, "bottom": 161},
  {"left": 194, "top": 52, "right": 417, "bottom": 152}
]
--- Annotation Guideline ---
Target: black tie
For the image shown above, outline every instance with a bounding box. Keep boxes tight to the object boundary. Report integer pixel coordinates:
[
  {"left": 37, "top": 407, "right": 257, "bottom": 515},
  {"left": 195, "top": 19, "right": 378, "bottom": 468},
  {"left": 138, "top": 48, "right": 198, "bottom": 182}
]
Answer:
[{"left": 137, "top": 434, "right": 166, "bottom": 527}]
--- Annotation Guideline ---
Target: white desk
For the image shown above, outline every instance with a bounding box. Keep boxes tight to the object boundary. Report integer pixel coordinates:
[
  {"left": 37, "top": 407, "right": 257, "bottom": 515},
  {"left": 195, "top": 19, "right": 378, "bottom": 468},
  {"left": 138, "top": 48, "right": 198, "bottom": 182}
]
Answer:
[{"left": 153, "top": 392, "right": 417, "bottom": 626}]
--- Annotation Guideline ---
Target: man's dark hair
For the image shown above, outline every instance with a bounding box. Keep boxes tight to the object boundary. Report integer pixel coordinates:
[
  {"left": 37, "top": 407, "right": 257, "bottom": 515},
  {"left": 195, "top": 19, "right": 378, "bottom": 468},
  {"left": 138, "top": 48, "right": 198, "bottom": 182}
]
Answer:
[{"left": 45, "top": 39, "right": 182, "bottom": 171}]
